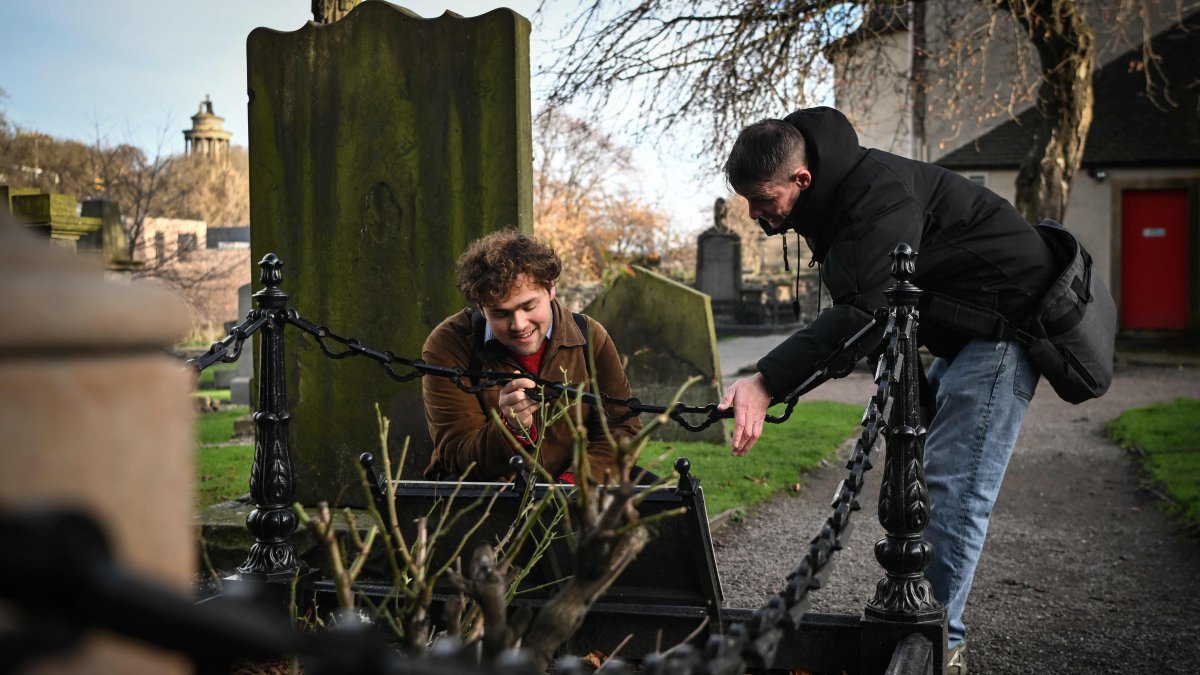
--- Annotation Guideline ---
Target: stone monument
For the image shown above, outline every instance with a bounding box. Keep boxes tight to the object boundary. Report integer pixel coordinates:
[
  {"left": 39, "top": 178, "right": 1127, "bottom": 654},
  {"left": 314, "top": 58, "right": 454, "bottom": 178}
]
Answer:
[
  {"left": 584, "top": 266, "right": 728, "bottom": 444},
  {"left": 695, "top": 197, "right": 742, "bottom": 324},
  {"left": 313, "top": 0, "right": 361, "bottom": 23},
  {"left": 182, "top": 96, "right": 233, "bottom": 165},
  {"left": 247, "top": 3, "right": 533, "bottom": 502},
  {"left": 229, "top": 283, "right": 254, "bottom": 406}
]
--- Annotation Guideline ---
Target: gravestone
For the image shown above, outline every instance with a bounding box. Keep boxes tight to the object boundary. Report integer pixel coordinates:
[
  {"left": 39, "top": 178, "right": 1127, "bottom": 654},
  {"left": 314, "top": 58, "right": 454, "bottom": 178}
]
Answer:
[
  {"left": 695, "top": 198, "right": 742, "bottom": 324},
  {"left": 247, "top": 3, "right": 533, "bottom": 504},
  {"left": 9, "top": 191, "right": 103, "bottom": 252},
  {"left": 81, "top": 198, "right": 139, "bottom": 271},
  {"left": 584, "top": 266, "right": 728, "bottom": 444},
  {"left": 229, "top": 283, "right": 254, "bottom": 406}
]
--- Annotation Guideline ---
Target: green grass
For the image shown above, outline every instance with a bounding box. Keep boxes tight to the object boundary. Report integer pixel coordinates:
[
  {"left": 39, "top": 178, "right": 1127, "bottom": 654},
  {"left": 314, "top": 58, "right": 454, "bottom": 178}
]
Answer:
[
  {"left": 197, "top": 405, "right": 250, "bottom": 445},
  {"left": 196, "top": 405, "right": 252, "bottom": 509},
  {"left": 641, "top": 401, "right": 864, "bottom": 517},
  {"left": 197, "top": 443, "right": 254, "bottom": 509},
  {"left": 196, "top": 361, "right": 237, "bottom": 388},
  {"left": 1107, "top": 397, "right": 1200, "bottom": 528},
  {"left": 194, "top": 388, "right": 232, "bottom": 402}
]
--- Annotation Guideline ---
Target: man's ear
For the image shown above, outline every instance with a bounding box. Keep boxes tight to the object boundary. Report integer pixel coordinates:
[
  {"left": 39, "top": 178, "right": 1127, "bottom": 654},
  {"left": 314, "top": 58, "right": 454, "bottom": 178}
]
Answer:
[
  {"left": 792, "top": 167, "right": 812, "bottom": 191},
  {"left": 548, "top": 284, "right": 557, "bottom": 301}
]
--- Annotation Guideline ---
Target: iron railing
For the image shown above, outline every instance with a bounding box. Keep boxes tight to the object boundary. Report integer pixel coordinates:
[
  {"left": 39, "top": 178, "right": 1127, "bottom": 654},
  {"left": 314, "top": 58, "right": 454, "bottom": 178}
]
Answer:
[{"left": 182, "top": 244, "right": 940, "bottom": 672}]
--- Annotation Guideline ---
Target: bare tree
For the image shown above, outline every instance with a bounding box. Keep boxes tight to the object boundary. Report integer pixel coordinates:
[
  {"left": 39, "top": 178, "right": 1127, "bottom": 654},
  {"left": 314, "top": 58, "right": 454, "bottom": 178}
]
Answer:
[
  {"left": 543, "top": 0, "right": 1197, "bottom": 222},
  {"left": 1, "top": 110, "right": 251, "bottom": 339},
  {"left": 533, "top": 109, "right": 677, "bottom": 283},
  {"left": 90, "top": 121, "right": 190, "bottom": 260},
  {"left": 172, "top": 146, "right": 251, "bottom": 229}
]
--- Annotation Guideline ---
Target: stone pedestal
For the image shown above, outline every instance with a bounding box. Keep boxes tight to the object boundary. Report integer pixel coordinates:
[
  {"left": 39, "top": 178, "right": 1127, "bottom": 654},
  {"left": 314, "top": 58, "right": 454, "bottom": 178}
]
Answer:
[{"left": 0, "top": 224, "right": 193, "bottom": 673}]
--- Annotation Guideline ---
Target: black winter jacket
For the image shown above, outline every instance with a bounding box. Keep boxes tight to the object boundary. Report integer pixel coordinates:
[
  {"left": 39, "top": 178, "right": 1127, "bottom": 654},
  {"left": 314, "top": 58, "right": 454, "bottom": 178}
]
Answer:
[{"left": 756, "top": 107, "right": 1056, "bottom": 397}]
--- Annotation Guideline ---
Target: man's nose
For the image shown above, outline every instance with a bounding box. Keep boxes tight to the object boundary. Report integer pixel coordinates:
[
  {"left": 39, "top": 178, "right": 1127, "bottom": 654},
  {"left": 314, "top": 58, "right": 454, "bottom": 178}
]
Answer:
[
  {"left": 747, "top": 205, "right": 762, "bottom": 220},
  {"left": 511, "top": 312, "right": 529, "bottom": 330}
]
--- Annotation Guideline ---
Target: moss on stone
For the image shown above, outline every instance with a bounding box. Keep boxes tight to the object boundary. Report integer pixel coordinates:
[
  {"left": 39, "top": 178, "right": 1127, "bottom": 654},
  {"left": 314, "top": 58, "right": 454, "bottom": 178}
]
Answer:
[{"left": 247, "top": 5, "right": 533, "bottom": 505}]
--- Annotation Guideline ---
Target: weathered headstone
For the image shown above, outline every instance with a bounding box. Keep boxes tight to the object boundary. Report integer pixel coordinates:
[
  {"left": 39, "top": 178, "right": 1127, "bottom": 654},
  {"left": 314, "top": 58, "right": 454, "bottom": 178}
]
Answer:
[
  {"left": 695, "top": 197, "right": 742, "bottom": 324},
  {"left": 9, "top": 190, "right": 103, "bottom": 252},
  {"left": 81, "top": 198, "right": 141, "bottom": 272},
  {"left": 0, "top": 222, "right": 193, "bottom": 674},
  {"left": 584, "top": 266, "right": 728, "bottom": 444},
  {"left": 247, "top": 3, "right": 532, "bottom": 502},
  {"left": 229, "top": 283, "right": 254, "bottom": 406}
]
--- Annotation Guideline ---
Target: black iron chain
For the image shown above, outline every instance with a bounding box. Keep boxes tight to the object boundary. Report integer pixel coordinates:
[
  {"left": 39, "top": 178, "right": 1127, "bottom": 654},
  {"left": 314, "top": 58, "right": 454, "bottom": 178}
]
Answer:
[
  {"left": 282, "top": 310, "right": 883, "bottom": 432},
  {"left": 188, "top": 308, "right": 883, "bottom": 433},
  {"left": 188, "top": 310, "right": 270, "bottom": 372},
  {"left": 626, "top": 304, "right": 906, "bottom": 675}
]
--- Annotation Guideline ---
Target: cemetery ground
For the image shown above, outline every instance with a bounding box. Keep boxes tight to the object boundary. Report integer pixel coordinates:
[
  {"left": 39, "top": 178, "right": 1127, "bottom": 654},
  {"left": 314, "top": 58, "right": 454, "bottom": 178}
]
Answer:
[
  {"left": 190, "top": 339, "right": 1200, "bottom": 672},
  {"left": 713, "top": 352, "right": 1200, "bottom": 674}
]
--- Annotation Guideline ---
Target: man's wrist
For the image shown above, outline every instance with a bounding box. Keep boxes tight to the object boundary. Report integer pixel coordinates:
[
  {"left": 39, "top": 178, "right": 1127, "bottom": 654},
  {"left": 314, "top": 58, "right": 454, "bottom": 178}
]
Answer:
[{"left": 502, "top": 415, "right": 535, "bottom": 445}]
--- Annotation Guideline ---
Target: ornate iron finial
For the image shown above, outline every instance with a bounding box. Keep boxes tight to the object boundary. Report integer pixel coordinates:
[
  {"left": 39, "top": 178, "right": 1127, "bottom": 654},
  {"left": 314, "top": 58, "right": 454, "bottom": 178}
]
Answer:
[
  {"left": 259, "top": 253, "right": 283, "bottom": 288},
  {"left": 889, "top": 243, "right": 916, "bottom": 282}
]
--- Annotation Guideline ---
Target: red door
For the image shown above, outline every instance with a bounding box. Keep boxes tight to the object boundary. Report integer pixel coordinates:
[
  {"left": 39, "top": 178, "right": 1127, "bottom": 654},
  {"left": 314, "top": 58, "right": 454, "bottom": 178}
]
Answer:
[{"left": 1121, "top": 189, "right": 1190, "bottom": 330}]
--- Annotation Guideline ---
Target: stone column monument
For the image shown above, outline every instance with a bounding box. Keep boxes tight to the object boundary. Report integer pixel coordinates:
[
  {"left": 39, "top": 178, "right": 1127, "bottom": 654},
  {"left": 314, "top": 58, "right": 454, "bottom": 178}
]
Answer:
[
  {"left": 695, "top": 197, "right": 742, "bottom": 324},
  {"left": 247, "top": 3, "right": 533, "bottom": 502}
]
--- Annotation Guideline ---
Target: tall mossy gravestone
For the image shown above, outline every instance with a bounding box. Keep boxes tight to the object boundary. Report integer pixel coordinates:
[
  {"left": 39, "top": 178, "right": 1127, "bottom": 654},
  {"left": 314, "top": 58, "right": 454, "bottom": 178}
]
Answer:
[
  {"left": 584, "top": 267, "right": 729, "bottom": 444},
  {"left": 247, "top": 3, "right": 533, "bottom": 504}
]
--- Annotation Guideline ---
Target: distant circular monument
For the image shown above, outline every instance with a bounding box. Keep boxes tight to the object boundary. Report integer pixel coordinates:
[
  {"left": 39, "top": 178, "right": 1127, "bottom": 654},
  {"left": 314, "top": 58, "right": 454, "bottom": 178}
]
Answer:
[{"left": 183, "top": 95, "right": 233, "bottom": 164}]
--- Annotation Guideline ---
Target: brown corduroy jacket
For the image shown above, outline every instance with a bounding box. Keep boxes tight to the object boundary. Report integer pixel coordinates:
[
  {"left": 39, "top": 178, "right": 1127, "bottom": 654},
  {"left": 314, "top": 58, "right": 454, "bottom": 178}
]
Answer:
[{"left": 421, "top": 299, "right": 641, "bottom": 482}]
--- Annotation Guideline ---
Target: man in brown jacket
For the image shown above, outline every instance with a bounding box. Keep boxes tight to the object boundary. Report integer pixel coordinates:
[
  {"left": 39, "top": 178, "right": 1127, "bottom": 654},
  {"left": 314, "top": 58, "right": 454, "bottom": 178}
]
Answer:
[{"left": 422, "top": 230, "right": 643, "bottom": 483}]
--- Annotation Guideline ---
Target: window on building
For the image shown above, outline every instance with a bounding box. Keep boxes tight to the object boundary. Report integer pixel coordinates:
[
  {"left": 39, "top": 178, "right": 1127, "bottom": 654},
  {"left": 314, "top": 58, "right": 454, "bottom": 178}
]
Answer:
[
  {"left": 966, "top": 173, "right": 988, "bottom": 188},
  {"left": 177, "top": 233, "right": 198, "bottom": 261}
]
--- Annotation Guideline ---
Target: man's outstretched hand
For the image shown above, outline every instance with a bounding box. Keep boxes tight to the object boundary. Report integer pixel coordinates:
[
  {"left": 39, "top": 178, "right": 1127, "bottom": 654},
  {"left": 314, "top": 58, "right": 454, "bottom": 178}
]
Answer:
[{"left": 717, "top": 372, "right": 773, "bottom": 456}]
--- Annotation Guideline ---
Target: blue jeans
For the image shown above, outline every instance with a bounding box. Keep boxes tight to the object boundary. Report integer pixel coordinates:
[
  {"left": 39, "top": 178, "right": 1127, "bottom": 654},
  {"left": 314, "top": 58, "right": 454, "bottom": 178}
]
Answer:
[{"left": 922, "top": 338, "right": 1038, "bottom": 649}]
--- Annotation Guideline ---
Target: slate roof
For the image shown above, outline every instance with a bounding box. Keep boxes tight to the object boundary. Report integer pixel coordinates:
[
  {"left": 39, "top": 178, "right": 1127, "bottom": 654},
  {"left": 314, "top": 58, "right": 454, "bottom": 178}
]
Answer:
[{"left": 937, "top": 14, "right": 1200, "bottom": 170}]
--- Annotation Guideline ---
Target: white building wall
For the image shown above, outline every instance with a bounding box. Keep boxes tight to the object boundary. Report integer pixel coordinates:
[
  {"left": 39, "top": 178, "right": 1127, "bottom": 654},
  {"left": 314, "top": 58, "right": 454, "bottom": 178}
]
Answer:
[
  {"left": 834, "top": 29, "right": 913, "bottom": 156},
  {"left": 841, "top": 1, "right": 1188, "bottom": 162}
]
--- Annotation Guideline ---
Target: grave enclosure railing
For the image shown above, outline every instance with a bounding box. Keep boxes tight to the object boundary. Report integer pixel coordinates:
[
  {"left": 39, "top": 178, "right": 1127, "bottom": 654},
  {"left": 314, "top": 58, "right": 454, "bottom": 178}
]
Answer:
[{"left": 184, "top": 244, "right": 945, "bottom": 673}]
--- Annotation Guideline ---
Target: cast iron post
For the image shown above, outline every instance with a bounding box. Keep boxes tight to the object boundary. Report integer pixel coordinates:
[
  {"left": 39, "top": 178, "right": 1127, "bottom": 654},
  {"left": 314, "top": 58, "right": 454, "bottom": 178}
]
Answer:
[
  {"left": 237, "top": 253, "right": 306, "bottom": 579},
  {"left": 858, "top": 243, "right": 944, "bottom": 673},
  {"left": 864, "top": 243, "right": 942, "bottom": 620}
]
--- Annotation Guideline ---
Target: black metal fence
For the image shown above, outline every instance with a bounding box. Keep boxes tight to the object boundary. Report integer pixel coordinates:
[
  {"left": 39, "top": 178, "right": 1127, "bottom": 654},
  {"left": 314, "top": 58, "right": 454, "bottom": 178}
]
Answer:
[{"left": 3, "top": 244, "right": 946, "bottom": 674}]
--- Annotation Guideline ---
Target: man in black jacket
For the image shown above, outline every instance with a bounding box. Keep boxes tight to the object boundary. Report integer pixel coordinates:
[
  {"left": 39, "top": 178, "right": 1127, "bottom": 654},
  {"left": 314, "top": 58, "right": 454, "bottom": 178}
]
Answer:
[{"left": 717, "top": 107, "right": 1056, "bottom": 668}]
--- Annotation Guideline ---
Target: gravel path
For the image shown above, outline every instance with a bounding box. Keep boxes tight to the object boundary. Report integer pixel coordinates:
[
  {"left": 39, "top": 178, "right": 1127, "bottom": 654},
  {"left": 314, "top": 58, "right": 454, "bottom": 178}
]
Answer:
[{"left": 709, "top": 359, "right": 1200, "bottom": 674}]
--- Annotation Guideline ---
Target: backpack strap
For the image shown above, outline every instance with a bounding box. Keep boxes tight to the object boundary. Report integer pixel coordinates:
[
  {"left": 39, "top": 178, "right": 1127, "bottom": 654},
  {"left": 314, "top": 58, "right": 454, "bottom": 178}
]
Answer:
[
  {"left": 572, "top": 311, "right": 590, "bottom": 356},
  {"left": 467, "top": 308, "right": 488, "bottom": 378}
]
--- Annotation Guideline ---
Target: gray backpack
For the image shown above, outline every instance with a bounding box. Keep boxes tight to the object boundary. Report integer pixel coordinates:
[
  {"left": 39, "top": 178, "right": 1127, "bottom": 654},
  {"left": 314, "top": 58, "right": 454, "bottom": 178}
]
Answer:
[{"left": 922, "top": 220, "right": 1116, "bottom": 404}]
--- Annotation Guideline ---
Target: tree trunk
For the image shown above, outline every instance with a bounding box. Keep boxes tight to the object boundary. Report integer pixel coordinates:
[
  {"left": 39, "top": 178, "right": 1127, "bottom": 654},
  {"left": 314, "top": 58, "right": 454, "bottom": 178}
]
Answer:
[
  {"left": 1004, "top": 0, "right": 1096, "bottom": 223},
  {"left": 521, "top": 526, "right": 651, "bottom": 671}
]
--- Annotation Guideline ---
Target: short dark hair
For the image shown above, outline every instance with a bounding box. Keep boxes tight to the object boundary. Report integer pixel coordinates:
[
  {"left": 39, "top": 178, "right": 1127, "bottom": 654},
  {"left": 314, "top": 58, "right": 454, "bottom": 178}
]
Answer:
[
  {"left": 723, "top": 119, "right": 807, "bottom": 193},
  {"left": 456, "top": 230, "right": 561, "bottom": 307}
]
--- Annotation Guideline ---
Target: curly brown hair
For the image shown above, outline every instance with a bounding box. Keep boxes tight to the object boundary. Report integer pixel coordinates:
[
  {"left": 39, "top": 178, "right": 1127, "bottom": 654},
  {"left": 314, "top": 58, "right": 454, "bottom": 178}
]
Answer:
[{"left": 456, "top": 230, "right": 561, "bottom": 307}]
